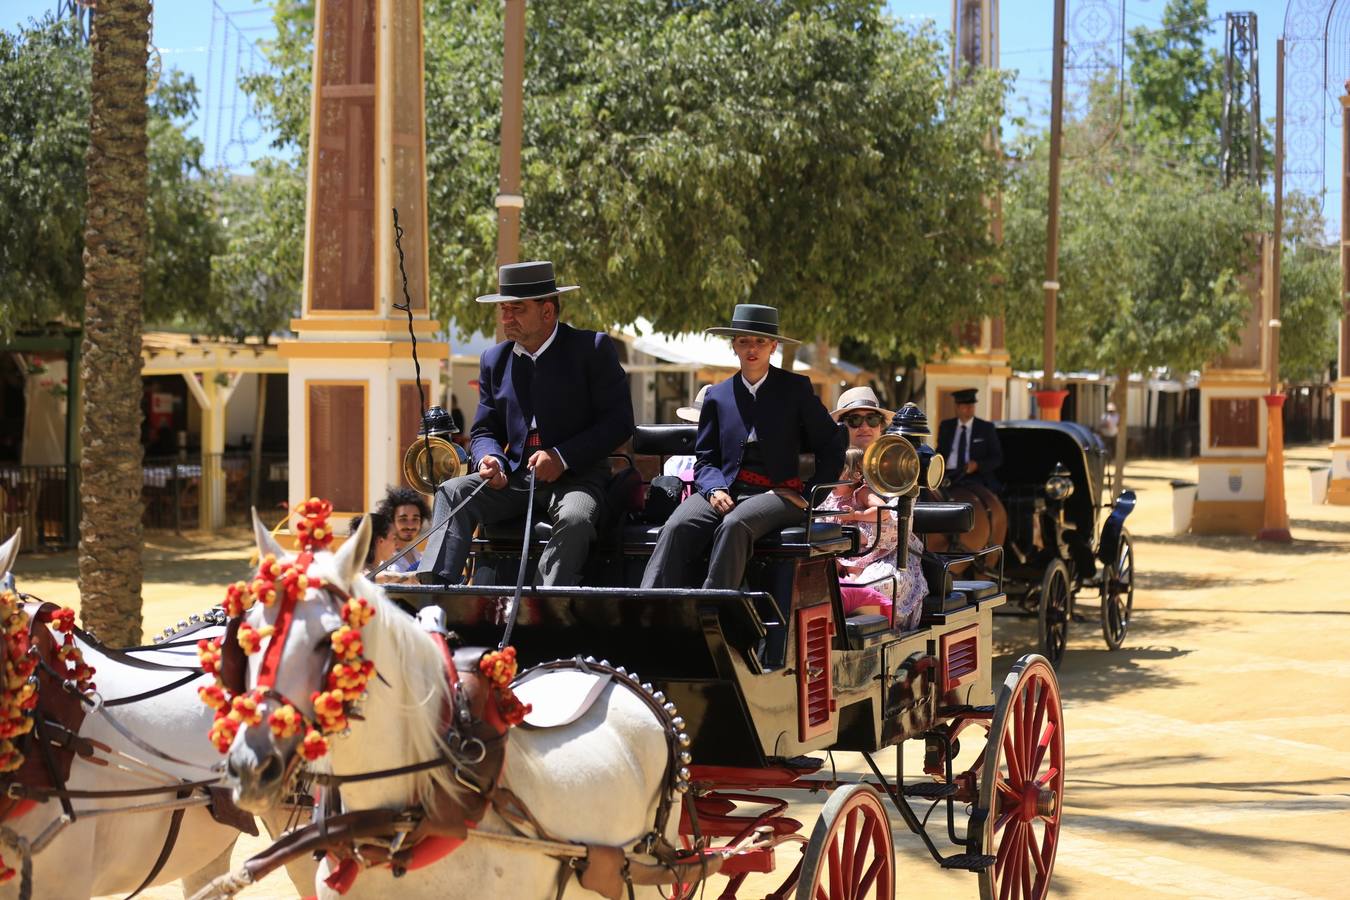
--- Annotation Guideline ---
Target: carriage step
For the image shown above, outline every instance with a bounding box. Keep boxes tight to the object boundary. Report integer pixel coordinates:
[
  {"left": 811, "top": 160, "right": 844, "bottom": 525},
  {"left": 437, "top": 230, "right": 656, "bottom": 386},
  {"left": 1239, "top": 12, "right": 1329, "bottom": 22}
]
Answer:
[
  {"left": 939, "top": 853, "right": 997, "bottom": 871},
  {"left": 903, "top": 782, "right": 959, "bottom": 799}
]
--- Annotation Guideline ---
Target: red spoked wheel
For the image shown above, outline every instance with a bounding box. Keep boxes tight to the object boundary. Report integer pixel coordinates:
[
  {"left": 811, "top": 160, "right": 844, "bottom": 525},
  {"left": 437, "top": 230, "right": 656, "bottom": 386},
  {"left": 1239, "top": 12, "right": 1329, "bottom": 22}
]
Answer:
[
  {"left": 794, "top": 784, "right": 894, "bottom": 900},
  {"left": 972, "top": 654, "right": 1064, "bottom": 900}
]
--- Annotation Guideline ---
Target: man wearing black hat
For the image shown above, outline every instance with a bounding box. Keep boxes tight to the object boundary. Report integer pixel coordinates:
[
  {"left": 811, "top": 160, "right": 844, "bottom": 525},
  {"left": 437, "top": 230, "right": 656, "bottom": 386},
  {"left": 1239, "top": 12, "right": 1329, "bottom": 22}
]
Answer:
[
  {"left": 936, "top": 388, "right": 1003, "bottom": 491},
  {"left": 416, "top": 261, "right": 634, "bottom": 586},
  {"left": 641, "top": 305, "right": 847, "bottom": 590}
]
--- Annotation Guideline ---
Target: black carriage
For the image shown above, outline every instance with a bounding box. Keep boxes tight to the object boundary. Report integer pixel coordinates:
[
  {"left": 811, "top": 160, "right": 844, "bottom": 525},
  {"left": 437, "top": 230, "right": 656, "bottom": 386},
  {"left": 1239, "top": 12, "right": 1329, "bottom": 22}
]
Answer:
[
  {"left": 389, "top": 418, "right": 1066, "bottom": 900},
  {"left": 988, "top": 420, "right": 1135, "bottom": 666}
]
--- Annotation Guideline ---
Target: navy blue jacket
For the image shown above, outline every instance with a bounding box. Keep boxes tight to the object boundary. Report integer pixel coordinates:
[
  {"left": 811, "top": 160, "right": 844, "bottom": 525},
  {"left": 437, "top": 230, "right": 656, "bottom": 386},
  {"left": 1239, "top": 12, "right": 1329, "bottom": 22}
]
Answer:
[
  {"left": 936, "top": 416, "right": 1003, "bottom": 491},
  {"left": 693, "top": 367, "right": 847, "bottom": 500},
  {"left": 470, "top": 323, "right": 634, "bottom": 472}
]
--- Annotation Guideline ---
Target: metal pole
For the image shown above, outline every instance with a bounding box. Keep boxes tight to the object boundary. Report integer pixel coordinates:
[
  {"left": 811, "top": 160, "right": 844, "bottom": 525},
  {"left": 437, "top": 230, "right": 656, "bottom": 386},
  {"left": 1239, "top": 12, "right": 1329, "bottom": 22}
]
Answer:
[
  {"left": 1259, "top": 37, "right": 1290, "bottom": 542},
  {"left": 1248, "top": 16, "right": 1261, "bottom": 187},
  {"left": 494, "top": 0, "right": 526, "bottom": 343},
  {"left": 1269, "top": 37, "right": 1282, "bottom": 396},
  {"left": 1038, "top": 0, "right": 1067, "bottom": 420}
]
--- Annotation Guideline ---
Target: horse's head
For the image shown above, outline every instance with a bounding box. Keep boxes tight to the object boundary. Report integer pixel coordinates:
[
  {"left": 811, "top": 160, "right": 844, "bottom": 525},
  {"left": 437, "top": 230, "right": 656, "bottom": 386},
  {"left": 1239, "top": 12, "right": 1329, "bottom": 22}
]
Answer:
[{"left": 223, "top": 510, "right": 376, "bottom": 813}]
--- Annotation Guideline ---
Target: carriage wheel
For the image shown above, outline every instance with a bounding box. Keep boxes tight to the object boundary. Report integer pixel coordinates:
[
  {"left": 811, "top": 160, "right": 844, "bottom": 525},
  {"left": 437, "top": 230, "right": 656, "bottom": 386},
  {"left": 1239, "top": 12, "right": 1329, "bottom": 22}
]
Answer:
[
  {"left": 794, "top": 784, "right": 894, "bottom": 900},
  {"left": 1099, "top": 532, "right": 1134, "bottom": 651},
  {"left": 973, "top": 654, "right": 1064, "bottom": 900},
  {"left": 1037, "top": 560, "right": 1070, "bottom": 667}
]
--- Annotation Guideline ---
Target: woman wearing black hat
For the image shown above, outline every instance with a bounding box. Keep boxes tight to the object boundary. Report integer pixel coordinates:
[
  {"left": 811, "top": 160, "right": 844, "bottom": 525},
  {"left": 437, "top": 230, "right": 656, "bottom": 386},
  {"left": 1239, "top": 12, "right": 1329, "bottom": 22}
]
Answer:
[{"left": 641, "top": 305, "right": 847, "bottom": 590}]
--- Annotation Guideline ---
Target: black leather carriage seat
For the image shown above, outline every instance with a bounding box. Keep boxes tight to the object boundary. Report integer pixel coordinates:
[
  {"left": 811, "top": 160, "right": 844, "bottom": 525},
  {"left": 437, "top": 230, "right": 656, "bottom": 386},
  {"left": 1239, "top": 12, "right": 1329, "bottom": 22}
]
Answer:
[
  {"left": 951, "top": 580, "right": 998, "bottom": 602},
  {"left": 633, "top": 424, "right": 698, "bottom": 457},
  {"left": 843, "top": 612, "right": 891, "bottom": 643},
  {"left": 912, "top": 502, "right": 974, "bottom": 534}
]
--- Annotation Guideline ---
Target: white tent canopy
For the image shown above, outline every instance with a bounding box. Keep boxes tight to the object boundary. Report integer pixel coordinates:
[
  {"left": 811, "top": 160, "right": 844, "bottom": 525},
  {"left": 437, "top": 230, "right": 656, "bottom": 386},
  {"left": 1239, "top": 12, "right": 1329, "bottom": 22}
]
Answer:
[{"left": 620, "top": 318, "right": 812, "bottom": 372}]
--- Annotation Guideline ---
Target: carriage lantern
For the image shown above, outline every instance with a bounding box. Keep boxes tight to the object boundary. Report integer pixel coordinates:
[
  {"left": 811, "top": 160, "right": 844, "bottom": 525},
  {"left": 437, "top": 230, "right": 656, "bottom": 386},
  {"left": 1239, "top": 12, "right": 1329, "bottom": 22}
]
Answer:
[
  {"left": 879, "top": 402, "right": 945, "bottom": 491},
  {"left": 402, "top": 405, "right": 471, "bottom": 495},
  {"left": 1044, "top": 462, "right": 1074, "bottom": 502}
]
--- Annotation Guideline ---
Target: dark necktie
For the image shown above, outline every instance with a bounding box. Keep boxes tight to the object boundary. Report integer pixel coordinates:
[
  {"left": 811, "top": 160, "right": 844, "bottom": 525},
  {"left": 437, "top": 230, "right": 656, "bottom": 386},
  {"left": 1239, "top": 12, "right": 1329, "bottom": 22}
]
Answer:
[
  {"left": 513, "top": 354, "right": 535, "bottom": 427},
  {"left": 955, "top": 423, "right": 968, "bottom": 474}
]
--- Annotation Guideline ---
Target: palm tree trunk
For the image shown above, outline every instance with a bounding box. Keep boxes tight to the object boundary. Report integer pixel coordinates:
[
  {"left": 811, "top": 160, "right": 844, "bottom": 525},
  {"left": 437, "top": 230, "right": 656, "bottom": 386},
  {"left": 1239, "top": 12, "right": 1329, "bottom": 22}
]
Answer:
[{"left": 78, "top": 0, "right": 151, "bottom": 646}]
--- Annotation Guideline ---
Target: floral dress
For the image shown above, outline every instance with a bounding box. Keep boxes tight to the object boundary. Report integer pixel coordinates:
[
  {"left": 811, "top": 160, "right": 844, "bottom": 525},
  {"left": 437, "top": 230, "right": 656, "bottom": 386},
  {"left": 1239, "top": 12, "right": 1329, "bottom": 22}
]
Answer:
[{"left": 821, "top": 485, "right": 927, "bottom": 631}]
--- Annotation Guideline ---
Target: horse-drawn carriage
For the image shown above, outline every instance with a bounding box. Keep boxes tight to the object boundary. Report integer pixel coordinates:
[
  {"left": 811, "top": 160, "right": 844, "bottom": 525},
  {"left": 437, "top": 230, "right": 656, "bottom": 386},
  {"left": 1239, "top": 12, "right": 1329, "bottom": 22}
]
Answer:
[
  {"left": 933, "top": 420, "right": 1136, "bottom": 667},
  {"left": 0, "top": 402, "right": 1068, "bottom": 900},
  {"left": 372, "top": 414, "right": 1066, "bottom": 899}
]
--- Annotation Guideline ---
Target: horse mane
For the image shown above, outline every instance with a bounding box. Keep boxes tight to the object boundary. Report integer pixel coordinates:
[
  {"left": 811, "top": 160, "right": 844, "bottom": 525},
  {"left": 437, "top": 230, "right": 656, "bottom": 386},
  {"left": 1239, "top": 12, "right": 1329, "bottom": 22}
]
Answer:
[{"left": 302, "top": 553, "right": 460, "bottom": 813}]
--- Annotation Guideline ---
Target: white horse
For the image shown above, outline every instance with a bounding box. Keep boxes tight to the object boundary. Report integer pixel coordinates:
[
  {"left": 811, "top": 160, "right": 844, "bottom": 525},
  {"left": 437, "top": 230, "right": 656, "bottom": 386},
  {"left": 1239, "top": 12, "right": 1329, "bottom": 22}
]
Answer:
[
  {"left": 223, "top": 515, "right": 683, "bottom": 899},
  {"left": 0, "top": 529, "right": 311, "bottom": 899}
]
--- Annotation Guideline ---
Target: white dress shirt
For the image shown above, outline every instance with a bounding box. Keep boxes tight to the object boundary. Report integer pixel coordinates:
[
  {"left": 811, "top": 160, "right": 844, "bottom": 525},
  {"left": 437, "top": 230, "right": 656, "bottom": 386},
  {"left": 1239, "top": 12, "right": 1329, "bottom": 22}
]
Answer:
[
  {"left": 509, "top": 324, "right": 566, "bottom": 468},
  {"left": 741, "top": 372, "right": 767, "bottom": 442}
]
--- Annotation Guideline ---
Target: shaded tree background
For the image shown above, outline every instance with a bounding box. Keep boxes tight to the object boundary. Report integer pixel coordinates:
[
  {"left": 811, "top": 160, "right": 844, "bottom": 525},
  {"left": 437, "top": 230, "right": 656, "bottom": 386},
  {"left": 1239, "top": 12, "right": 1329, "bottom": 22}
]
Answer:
[
  {"left": 244, "top": 0, "right": 1008, "bottom": 364},
  {"left": 0, "top": 16, "right": 223, "bottom": 339}
]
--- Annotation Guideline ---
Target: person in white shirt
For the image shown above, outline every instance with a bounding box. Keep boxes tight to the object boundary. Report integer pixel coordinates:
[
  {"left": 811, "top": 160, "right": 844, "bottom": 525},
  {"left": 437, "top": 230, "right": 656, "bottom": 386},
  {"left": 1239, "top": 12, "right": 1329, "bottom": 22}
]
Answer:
[
  {"left": 662, "top": 385, "right": 710, "bottom": 480},
  {"left": 935, "top": 388, "right": 1003, "bottom": 491}
]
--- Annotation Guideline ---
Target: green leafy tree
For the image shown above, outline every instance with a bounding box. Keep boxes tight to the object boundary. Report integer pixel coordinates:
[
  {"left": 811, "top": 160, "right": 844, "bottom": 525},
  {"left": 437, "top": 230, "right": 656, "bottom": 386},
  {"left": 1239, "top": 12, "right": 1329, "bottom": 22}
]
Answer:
[
  {"left": 1278, "top": 194, "right": 1342, "bottom": 384},
  {"left": 1126, "top": 0, "right": 1266, "bottom": 180},
  {"left": 0, "top": 16, "right": 221, "bottom": 338},
  {"left": 1004, "top": 116, "right": 1262, "bottom": 480},
  {"left": 0, "top": 18, "right": 89, "bottom": 335},
  {"left": 245, "top": 0, "right": 1008, "bottom": 364},
  {"left": 206, "top": 158, "right": 305, "bottom": 342}
]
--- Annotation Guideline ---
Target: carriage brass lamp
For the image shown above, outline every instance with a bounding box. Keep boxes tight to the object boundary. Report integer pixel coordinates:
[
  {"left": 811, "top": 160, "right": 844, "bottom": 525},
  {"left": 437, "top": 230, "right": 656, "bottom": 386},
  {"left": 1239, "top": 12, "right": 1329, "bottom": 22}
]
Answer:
[
  {"left": 402, "top": 405, "right": 471, "bottom": 494},
  {"left": 884, "top": 402, "right": 945, "bottom": 491},
  {"left": 1044, "top": 463, "right": 1074, "bottom": 502}
]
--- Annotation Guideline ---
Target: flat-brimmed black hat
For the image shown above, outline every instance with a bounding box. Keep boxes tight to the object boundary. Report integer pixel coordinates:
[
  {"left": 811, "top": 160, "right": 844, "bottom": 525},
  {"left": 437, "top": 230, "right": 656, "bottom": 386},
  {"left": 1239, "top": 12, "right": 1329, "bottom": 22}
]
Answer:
[
  {"left": 705, "top": 304, "right": 800, "bottom": 345},
  {"left": 475, "top": 260, "right": 580, "bottom": 304},
  {"left": 952, "top": 388, "right": 979, "bottom": 404}
]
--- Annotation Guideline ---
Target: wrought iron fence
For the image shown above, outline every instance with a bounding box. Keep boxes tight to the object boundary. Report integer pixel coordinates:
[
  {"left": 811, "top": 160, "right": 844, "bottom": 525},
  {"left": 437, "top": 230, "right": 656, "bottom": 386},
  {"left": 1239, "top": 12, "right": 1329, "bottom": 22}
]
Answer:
[
  {"left": 0, "top": 464, "right": 77, "bottom": 551},
  {"left": 0, "top": 453, "right": 293, "bottom": 548},
  {"left": 142, "top": 453, "right": 203, "bottom": 532},
  {"left": 216, "top": 452, "right": 289, "bottom": 526}
]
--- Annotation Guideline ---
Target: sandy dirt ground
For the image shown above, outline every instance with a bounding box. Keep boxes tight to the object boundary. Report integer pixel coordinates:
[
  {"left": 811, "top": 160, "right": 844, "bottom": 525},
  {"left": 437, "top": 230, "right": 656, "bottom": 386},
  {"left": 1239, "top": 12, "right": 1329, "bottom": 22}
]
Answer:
[{"left": 10, "top": 448, "right": 1349, "bottom": 899}]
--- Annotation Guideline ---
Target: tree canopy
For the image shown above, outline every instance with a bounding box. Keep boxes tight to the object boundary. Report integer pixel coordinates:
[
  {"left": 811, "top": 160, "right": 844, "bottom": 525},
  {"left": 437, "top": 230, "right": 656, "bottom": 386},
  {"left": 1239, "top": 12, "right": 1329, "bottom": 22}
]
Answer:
[
  {"left": 1277, "top": 194, "right": 1342, "bottom": 383},
  {"left": 246, "top": 0, "right": 1008, "bottom": 361},
  {"left": 0, "top": 16, "right": 222, "bottom": 339},
  {"left": 1002, "top": 126, "right": 1262, "bottom": 376},
  {"left": 1000, "top": 0, "right": 1315, "bottom": 382},
  {"left": 205, "top": 158, "right": 305, "bottom": 343}
]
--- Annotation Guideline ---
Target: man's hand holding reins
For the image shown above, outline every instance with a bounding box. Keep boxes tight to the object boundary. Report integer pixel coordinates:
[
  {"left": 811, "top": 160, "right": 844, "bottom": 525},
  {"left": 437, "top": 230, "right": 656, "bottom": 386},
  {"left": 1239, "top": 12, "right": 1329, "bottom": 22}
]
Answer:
[{"left": 479, "top": 455, "right": 508, "bottom": 490}]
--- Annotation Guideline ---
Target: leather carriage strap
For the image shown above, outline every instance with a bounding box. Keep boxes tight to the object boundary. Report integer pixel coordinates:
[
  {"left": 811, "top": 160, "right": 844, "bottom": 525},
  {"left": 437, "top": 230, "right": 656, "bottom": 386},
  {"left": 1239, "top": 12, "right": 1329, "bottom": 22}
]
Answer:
[
  {"left": 124, "top": 787, "right": 192, "bottom": 900},
  {"left": 73, "top": 626, "right": 211, "bottom": 672}
]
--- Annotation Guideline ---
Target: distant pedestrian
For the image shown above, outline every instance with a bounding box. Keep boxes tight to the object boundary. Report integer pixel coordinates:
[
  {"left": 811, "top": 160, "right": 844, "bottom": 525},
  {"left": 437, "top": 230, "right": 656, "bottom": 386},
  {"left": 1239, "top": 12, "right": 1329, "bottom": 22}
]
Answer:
[{"left": 1098, "top": 402, "right": 1120, "bottom": 441}]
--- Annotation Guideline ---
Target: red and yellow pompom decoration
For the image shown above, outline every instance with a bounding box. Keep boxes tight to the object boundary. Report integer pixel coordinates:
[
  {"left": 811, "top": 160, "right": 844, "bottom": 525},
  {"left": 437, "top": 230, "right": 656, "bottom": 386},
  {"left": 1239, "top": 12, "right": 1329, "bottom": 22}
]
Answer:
[
  {"left": 236, "top": 623, "right": 274, "bottom": 656},
  {"left": 293, "top": 498, "right": 334, "bottom": 552},
  {"left": 479, "top": 647, "right": 532, "bottom": 727},
  {"left": 46, "top": 605, "right": 96, "bottom": 693},
  {"left": 268, "top": 703, "right": 303, "bottom": 739},
  {"left": 0, "top": 590, "right": 39, "bottom": 775},
  {"left": 0, "top": 596, "right": 94, "bottom": 881},
  {"left": 198, "top": 497, "right": 374, "bottom": 763}
]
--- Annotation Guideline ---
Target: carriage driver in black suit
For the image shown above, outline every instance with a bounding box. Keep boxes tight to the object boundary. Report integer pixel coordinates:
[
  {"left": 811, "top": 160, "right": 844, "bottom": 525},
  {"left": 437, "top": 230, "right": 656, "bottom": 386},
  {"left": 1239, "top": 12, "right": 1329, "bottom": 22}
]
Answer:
[
  {"left": 642, "top": 305, "right": 847, "bottom": 590},
  {"left": 936, "top": 388, "right": 1003, "bottom": 491},
  {"left": 416, "top": 261, "right": 634, "bottom": 586}
]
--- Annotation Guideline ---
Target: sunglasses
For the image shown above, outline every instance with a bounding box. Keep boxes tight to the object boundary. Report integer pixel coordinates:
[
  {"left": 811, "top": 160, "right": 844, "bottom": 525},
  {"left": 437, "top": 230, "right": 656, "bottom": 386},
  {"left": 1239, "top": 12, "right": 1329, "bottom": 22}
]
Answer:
[{"left": 842, "top": 412, "right": 886, "bottom": 428}]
